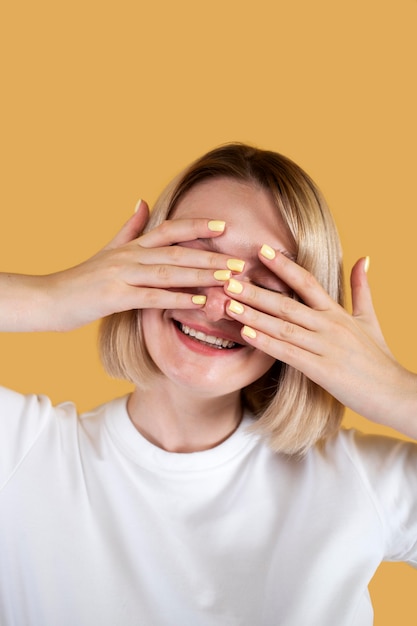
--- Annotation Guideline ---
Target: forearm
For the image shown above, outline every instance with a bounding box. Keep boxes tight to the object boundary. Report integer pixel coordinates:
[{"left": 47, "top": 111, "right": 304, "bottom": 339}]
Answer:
[
  {"left": 0, "top": 213, "right": 235, "bottom": 335},
  {"left": 0, "top": 272, "right": 57, "bottom": 332},
  {"left": 373, "top": 366, "right": 417, "bottom": 441}
]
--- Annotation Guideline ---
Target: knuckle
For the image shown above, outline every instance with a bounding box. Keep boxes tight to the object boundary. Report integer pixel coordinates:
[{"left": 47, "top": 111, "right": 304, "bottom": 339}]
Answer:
[
  {"left": 300, "top": 270, "right": 317, "bottom": 292},
  {"left": 256, "top": 332, "right": 271, "bottom": 351},
  {"left": 141, "top": 288, "right": 159, "bottom": 307},
  {"left": 280, "top": 295, "right": 297, "bottom": 317},
  {"left": 167, "top": 245, "right": 184, "bottom": 263},
  {"left": 206, "top": 252, "right": 219, "bottom": 268},
  {"left": 279, "top": 342, "right": 298, "bottom": 362},
  {"left": 157, "top": 220, "right": 171, "bottom": 238},
  {"left": 173, "top": 291, "right": 191, "bottom": 307},
  {"left": 155, "top": 264, "right": 171, "bottom": 282},
  {"left": 279, "top": 321, "right": 296, "bottom": 340},
  {"left": 196, "top": 268, "right": 208, "bottom": 283},
  {"left": 191, "top": 217, "right": 204, "bottom": 233},
  {"left": 248, "top": 307, "right": 261, "bottom": 325}
]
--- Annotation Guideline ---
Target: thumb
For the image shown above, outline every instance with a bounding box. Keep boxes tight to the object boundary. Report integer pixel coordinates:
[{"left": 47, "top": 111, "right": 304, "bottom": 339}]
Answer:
[
  {"left": 350, "top": 256, "right": 373, "bottom": 318},
  {"left": 351, "top": 256, "right": 394, "bottom": 355},
  {"left": 106, "top": 200, "right": 150, "bottom": 249}
]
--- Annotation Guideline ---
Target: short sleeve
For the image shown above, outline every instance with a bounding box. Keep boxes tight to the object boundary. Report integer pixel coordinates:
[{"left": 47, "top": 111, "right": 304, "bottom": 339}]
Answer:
[
  {"left": 0, "top": 386, "right": 54, "bottom": 489},
  {"left": 341, "top": 431, "right": 417, "bottom": 567}
]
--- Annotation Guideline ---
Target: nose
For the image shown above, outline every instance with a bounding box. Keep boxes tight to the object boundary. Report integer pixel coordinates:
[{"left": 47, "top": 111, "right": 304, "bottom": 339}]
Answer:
[{"left": 201, "top": 286, "right": 230, "bottom": 322}]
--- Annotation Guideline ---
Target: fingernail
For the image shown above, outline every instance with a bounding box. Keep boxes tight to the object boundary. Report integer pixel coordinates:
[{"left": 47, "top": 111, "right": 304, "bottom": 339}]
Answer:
[
  {"left": 191, "top": 295, "right": 207, "bottom": 305},
  {"left": 213, "top": 269, "right": 232, "bottom": 281},
  {"left": 134, "top": 199, "right": 142, "bottom": 213},
  {"left": 208, "top": 220, "right": 226, "bottom": 232},
  {"left": 364, "top": 256, "right": 370, "bottom": 273},
  {"left": 228, "top": 299, "right": 244, "bottom": 314},
  {"left": 260, "top": 244, "right": 276, "bottom": 260},
  {"left": 226, "top": 258, "right": 245, "bottom": 273},
  {"left": 242, "top": 326, "right": 257, "bottom": 339},
  {"left": 226, "top": 278, "right": 243, "bottom": 294}
]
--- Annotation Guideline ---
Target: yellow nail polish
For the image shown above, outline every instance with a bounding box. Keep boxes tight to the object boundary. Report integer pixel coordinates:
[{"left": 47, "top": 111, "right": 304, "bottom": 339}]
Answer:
[
  {"left": 191, "top": 295, "right": 207, "bottom": 305},
  {"left": 226, "top": 258, "right": 245, "bottom": 273},
  {"left": 134, "top": 199, "right": 142, "bottom": 213},
  {"left": 213, "top": 269, "right": 232, "bottom": 281},
  {"left": 364, "top": 256, "right": 370, "bottom": 273},
  {"left": 260, "top": 244, "right": 276, "bottom": 260},
  {"left": 228, "top": 299, "right": 244, "bottom": 314},
  {"left": 226, "top": 278, "right": 243, "bottom": 294},
  {"left": 242, "top": 326, "right": 257, "bottom": 339},
  {"left": 208, "top": 220, "right": 226, "bottom": 232}
]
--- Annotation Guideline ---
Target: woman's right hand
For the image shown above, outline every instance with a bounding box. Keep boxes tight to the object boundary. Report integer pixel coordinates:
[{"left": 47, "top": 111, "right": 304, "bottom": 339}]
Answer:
[{"left": 0, "top": 201, "right": 236, "bottom": 333}]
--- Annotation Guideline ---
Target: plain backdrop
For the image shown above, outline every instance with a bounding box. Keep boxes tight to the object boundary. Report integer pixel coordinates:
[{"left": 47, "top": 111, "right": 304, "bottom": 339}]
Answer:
[{"left": 0, "top": 0, "right": 416, "bottom": 622}]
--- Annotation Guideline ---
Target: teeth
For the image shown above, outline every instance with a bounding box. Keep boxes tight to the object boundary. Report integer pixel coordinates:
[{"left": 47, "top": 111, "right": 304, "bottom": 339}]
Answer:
[{"left": 180, "top": 324, "right": 236, "bottom": 349}]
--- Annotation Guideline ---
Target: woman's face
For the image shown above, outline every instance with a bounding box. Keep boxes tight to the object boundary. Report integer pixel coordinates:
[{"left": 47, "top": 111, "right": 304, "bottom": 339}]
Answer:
[{"left": 141, "top": 177, "right": 295, "bottom": 399}]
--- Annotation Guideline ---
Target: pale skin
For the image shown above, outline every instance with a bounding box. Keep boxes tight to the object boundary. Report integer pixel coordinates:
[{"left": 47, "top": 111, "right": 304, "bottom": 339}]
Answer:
[
  {"left": 0, "top": 207, "right": 237, "bottom": 332},
  {"left": 1, "top": 180, "right": 417, "bottom": 452}
]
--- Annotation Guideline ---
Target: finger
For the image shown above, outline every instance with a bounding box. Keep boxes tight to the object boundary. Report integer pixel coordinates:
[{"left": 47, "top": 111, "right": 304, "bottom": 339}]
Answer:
[
  {"left": 125, "top": 264, "right": 235, "bottom": 289},
  {"left": 239, "top": 325, "right": 324, "bottom": 381},
  {"left": 350, "top": 256, "right": 389, "bottom": 349},
  {"left": 226, "top": 299, "right": 320, "bottom": 353},
  {"left": 350, "top": 257, "right": 373, "bottom": 318},
  {"left": 120, "top": 287, "right": 209, "bottom": 312},
  {"left": 106, "top": 200, "right": 150, "bottom": 249},
  {"left": 139, "top": 218, "right": 226, "bottom": 248},
  {"left": 258, "top": 245, "right": 333, "bottom": 310},
  {"left": 130, "top": 245, "right": 244, "bottom": 272},
  {"left": 224, "top": 278, "right": 320, "bottom": 331}
]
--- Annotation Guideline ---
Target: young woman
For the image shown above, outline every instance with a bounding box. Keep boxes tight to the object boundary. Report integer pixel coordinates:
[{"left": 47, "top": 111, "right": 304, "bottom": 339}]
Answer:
[{"left": 1, "top": 144, "right": 416, "bottom": 625}]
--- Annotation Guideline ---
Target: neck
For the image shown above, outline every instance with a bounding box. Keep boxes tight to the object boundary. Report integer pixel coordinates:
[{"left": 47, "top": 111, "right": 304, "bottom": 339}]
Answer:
[{"left": 127, "top": 377, "right": 243, "bottom": 453}]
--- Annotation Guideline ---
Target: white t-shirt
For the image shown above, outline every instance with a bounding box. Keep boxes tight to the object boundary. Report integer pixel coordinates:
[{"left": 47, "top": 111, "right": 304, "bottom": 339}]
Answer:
[{"left": 0, "top": 386, "right": 416, "bottom": 626}]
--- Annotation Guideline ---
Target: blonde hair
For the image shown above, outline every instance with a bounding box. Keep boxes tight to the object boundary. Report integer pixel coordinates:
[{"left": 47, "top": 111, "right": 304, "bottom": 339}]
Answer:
[{"left": 100, "top": 143, "right": 345, "bottom": 456}]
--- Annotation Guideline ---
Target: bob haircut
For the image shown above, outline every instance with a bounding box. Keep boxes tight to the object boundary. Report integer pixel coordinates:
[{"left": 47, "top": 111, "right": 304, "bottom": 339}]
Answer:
[{"left": 100, "top": 143, "right": 345, "bottom": 456}]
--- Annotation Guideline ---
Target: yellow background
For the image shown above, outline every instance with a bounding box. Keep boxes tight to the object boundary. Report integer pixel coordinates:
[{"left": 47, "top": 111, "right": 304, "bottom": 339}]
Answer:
[{"left": 0, "top": 0, "right": 416, "bottom": 622}]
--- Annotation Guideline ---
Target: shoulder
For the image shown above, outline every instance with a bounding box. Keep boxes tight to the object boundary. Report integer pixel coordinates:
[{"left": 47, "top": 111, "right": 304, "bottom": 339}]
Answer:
[
  {"left": 323, "top": 429, "right": 417, "bottom": 563},
  {"left": 330, "top": 428, "right": 417, "bottom": 476},
  {"left": 0, "top": 385, "right": 125, "bottom": 426},
  {"left": 0, "top": 385, "right": 74, "bottom": 441},
  {"left": 316, "top": 428, "right": 417, "bottom": 492},
  {"left": 0, "top": 386, "right": 124, "bottom": 485}
]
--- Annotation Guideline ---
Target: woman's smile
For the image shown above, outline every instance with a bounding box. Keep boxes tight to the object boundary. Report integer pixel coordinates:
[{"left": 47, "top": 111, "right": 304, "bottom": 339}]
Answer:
[{"left": 172, "top": 315, "right": 246, "bottom": 354}]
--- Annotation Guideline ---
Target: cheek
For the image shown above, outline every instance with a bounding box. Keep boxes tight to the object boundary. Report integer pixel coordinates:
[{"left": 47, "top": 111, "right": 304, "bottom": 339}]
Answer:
[
  {"left": 141, "top": 310, "right": 165, "bottom": 358},
  {"left": 141, "top": 309, "right": 159, "bottom": 333},
  {"left": 230, "top": 351, "right": 276, "bottom": 390},
  {"left": 252, "top": 353, "right": 276, "bottom": 379}
]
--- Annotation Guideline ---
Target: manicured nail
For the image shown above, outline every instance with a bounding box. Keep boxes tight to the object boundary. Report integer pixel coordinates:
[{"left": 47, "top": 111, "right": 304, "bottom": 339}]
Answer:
[
  {"left": 226, "top": 258, "right": 245, "bottom": 273},
  {"left": 213, "top": 269, "right": 232, "bottom": 281},
  {"left": 364, "top": 256, "right": 370, "bottom": 273},
  {"left": 260, "top": 244, "right": 276, "bottom": 260},
  {"left": 228, "top": 299, "right": 244, "bottom": 314},
  {"left": 134, "top": 199, "right": 142, "bottom": 213},
  {"left": 208, "top": 220, "right": 226, "bottom": 232},
  {"left": 242, "top": 325, "right": 257, "bottom": 339},
  {"left": 226, "top": 278, "right": 243, "bottom": 294},
  {"left": 191, "top": 295, "right": 207, "bottom": 305}
]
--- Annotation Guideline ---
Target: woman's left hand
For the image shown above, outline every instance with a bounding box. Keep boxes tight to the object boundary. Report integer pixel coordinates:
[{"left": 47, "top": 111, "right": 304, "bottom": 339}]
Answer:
[{"left": 224, "top": 246, "right": 417, "bottom": 439}]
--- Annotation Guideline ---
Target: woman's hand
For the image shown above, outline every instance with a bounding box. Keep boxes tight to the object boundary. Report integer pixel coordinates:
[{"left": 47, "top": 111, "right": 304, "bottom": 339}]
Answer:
[
  {"left": 0, "top": 202, "right": 237, "bottom": 333},
  {"left": 224, "top": 245, "right": 417, "bottom": 438}
]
